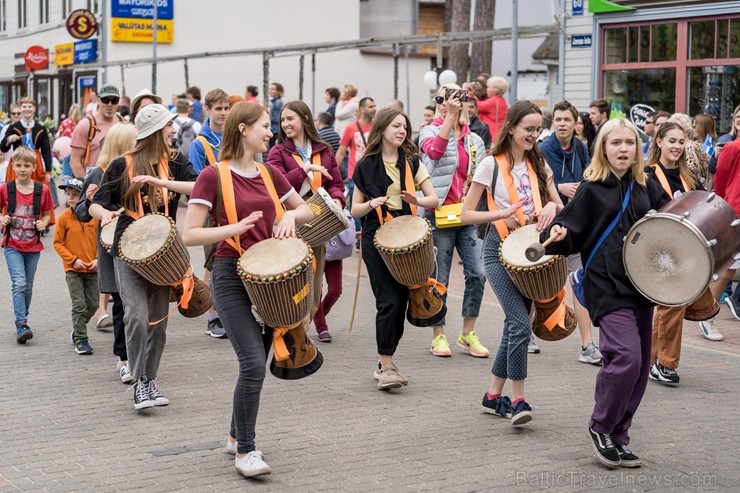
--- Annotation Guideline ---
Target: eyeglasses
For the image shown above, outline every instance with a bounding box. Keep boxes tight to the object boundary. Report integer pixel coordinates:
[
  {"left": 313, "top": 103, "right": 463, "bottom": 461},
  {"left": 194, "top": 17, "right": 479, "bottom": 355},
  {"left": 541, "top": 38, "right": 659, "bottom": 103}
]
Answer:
[
  {"left": 517, "top": 125, "right": 542, "bottom": 135},
  {"left": 645, "top": 120, "right": 654, "bottom": 124},
  {"left": 11, "top": 112, "right": 21, "bottom": 116},
  {"left": 100, "top": 97, "right": 119, "bottom": 105}
]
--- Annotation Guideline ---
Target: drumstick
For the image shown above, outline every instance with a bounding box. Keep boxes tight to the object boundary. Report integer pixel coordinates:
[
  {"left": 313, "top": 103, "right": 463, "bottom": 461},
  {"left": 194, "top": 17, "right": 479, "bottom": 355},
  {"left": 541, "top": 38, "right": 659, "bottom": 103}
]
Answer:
[
  {"left": 525, "top": 230, "right": 559, "bottom": 262},
  {"left": 348, "top": 242, "right": 362, "bottom": 333}
]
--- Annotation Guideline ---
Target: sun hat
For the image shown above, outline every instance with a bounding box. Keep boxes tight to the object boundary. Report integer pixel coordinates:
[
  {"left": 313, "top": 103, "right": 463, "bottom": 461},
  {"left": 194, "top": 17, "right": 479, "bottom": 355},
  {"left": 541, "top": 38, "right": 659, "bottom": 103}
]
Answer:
[
  {"left": 98, "top": 84, "right": 120, "bottom": 99},
  {"left": 131, "top": 88, "right": 163, "bottom": 112},
  {"left": 134, "top": 104, "right": 177, "bottom": 140},
  {"left": 58, "top": 177, "right": 84, "bottom": 192}
]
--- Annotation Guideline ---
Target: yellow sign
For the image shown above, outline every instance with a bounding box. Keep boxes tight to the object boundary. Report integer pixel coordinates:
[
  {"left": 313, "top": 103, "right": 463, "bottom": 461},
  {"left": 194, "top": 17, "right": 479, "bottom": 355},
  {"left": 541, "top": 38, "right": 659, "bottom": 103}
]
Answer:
[
  {"left": 54, "top": 43, "right": 74, "bottom": 66},
  {"left": 111, "top": 18, "right": 174, "bottom": 43}
]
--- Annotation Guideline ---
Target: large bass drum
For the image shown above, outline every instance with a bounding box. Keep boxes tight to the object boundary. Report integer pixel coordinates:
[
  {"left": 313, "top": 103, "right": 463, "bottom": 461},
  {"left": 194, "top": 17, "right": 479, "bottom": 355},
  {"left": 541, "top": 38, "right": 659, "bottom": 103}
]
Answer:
[{"left": 623, "top": 191, "right": 740, "bottom": 306}]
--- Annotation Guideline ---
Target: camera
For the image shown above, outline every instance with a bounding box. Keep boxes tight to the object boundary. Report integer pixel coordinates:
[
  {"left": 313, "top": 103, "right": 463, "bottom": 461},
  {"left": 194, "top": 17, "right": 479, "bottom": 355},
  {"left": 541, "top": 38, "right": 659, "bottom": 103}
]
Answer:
[{"left": 434, "top": 89, "right": 469, "bottom": 105}]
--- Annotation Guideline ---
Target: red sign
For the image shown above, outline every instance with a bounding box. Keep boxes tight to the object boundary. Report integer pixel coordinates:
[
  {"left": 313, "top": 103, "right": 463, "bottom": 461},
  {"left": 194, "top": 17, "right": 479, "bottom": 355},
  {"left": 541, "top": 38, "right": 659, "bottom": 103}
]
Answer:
[
  {"left": 24, "top": 46, "right": 49, "bottom": 71},
  {"left": 66, "top": 9, "right": 98, "bottom": 40}
]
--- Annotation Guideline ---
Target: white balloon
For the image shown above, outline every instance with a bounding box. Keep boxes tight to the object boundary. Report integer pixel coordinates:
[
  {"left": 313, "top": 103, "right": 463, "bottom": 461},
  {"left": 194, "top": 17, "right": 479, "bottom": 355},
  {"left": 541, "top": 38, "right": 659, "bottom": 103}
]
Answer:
[
  {"left": 438, "top": 70, "right": 457, "bottom": 85},
  {"left": 423, "top": 70, "right": 439, "bottom": 90}
]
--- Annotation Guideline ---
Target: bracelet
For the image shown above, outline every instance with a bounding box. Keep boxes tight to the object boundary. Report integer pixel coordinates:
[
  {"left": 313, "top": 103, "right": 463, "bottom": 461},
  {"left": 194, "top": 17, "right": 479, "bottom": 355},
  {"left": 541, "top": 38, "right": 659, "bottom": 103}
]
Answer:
[{"left": 368, "top": 200, "right": 374, "bottom": 209}]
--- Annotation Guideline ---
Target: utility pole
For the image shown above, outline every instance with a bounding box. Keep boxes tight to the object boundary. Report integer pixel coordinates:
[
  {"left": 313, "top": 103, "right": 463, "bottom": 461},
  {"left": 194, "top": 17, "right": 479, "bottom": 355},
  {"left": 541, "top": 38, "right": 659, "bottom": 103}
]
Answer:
[
  {"left": 152, "top": 2, "right": 158, "bottom": 94},
  {"left": 511, "top": 0, "right": 518, "bottom": 102}
]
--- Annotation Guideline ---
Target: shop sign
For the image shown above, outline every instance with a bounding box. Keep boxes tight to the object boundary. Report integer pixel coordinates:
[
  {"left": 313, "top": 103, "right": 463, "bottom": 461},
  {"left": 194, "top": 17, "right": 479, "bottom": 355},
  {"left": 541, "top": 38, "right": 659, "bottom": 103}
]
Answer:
[
  {"left": 111, "top": 0, "right": 174, "bottom": 20},
  {"left": 111, "top": 18, "right": 174, "bottom": 43},
  {"left": 74, "top": 39, "right": 98, "bottom": 64},
  {"left": 24, "top": 45, "right": 49, "bottom": 71},
  {"left": 55, "top": 43, "right": 75, "bottom": 67},
  {"left": 572, "top": 0, "right": 584, "bottom": 16},
  {"left": 571, "top": 34, "right": 592, "bottom": 48},
  {"left": 629, "top": 103, "right": 655, "bottom": 134},
  {"left": 66, "top": 9, "right": 98, "bottom": 40}
]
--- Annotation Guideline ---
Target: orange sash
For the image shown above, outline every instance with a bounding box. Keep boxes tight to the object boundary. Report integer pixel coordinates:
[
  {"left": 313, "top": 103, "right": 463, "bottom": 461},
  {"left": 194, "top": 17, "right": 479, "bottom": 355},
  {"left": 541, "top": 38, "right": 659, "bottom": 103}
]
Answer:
[
  {"left": 124, "top": 153, "right": 170, "bottom": 219},
  {"left": 485, "top": 154, "right": 542, "bottom": 240},
  {"left": 197, "top": 136, "right": 217, "bottom": 166},
  {"left": 291, "top": 152, "right": 322, "bottom": 193},
  {"left": 374, "top": 159, "right": 417, "bottom": 225},
  {"left": 650, "top": 163, "right": 690, "bottom": 198}
]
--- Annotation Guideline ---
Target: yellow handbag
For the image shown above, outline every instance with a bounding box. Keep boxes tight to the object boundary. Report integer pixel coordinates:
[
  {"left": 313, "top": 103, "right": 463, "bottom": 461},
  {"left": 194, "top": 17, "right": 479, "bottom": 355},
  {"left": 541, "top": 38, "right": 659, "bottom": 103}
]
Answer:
[{"left": 434, "top": 202, "right": 464, "bottom": 228}]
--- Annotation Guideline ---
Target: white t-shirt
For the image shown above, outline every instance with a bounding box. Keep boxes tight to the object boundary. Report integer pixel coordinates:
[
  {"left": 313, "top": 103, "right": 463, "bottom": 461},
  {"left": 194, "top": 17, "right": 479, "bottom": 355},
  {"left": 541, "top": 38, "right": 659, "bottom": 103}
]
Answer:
[{"left": 472, "top": 155, "right": 553, "bottom": 217}]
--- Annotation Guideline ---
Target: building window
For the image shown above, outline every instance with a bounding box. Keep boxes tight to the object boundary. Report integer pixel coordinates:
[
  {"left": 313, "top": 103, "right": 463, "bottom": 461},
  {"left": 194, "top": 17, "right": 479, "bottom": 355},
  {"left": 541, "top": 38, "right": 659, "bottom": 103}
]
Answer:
[
  {"left": 39, "top": 0, "right": 49, "bottom": 24},
  {"left": 62, "top": 0, "right": 71, "bottom": 18},
  {"left": 0, "top": 0, "right": 6, "bottom": 32},
  {"left": 17, "top": 0, "right": 26, "bottom": 28},
  {"left": 86, "top": 0, "right": 99, "bottom": 15}
]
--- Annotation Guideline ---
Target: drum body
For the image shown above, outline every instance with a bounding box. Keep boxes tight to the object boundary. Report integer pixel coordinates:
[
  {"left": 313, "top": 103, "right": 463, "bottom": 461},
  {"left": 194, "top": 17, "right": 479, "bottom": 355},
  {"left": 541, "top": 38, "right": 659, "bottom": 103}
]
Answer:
[
  {"left": 172, "top": 275, "right": 213, "bottom": 318},
  {"left": 623, "top": 191, "right": 740, "bottom": 306},
  {"left": 374, "top": 216, "right": 435, "bottom": 286},
  {"left": 499, "top": 225, "right": 568, "bottom": 301},
  {"left": 100, "top": 216, "right": 119, "bottom": 251},
  {"left": 118, "top": 213, "right": 190, "bottom": 286},
  {"left": 237, "top": 237, "right": 314, "bottom": 328},
  {"left": 684, "top": 287, "right": 719, "bottom": 321},
  {"left": 297, "top": 187, "right": 349, "bottom": 247}
]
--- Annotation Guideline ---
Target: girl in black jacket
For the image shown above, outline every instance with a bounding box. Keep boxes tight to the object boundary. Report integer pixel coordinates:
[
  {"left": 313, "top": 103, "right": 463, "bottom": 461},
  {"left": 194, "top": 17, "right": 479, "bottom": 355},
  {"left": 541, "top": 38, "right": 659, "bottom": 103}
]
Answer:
[{"left": 545, "top": 118, "right": 669, "bottom": 469}]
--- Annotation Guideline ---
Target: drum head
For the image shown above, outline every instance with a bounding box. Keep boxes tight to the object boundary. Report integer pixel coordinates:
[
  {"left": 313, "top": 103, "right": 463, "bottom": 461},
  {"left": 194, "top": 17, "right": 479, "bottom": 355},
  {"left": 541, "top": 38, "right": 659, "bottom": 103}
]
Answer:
[
  {"left": 119, "top": 214, "right": 172, "bottom": 261},
  {"left": 100, "top": 216, "right": 119, "bottom": 246},
  {"left": 239, "top": 237, "right": 310, "bottom": 277},
  {"left": 623, "top": 215, "right": 712, "bottom": 305},
  {"left": 316, "top": 187, "right": 349, "bottom": 227},
  {"left": 501, "top": 224, "right": 555, "bottom": 267},
  {"left": 375, "top": 216, "right": 429, "bottom": 249}
]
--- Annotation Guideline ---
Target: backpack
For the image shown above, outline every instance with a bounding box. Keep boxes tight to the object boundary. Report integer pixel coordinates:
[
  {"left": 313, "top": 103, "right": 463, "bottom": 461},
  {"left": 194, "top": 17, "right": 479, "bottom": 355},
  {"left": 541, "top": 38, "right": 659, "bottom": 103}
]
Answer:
[
  {"left": 82, "top": 114, "right": 125, "bottom": 167},
  {"left": 175, "top": 120, "right": 197, "bottom": 161},
  {"left": 4, "top": 180, "right": 43, "bottom": 243}
]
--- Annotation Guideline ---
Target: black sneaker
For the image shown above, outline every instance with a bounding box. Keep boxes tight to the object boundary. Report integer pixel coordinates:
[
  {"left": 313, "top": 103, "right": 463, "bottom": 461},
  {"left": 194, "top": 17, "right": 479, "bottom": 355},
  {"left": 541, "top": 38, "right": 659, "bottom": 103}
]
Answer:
[
  {"left": 615, "top": 443, "right": 642, "bottom": 468},
  {"left": 510, "top": 399, "right": 533, "bottom": 426},
  {"left": 588, "top": 427, "right": 621, "bottom": 468},
  {"left": 481, "top": 393, "right": 512, "bottom": 418},
  {"left": 147, "top": 379, "right": 169, "bottom": 406},
  {"left": 650, "top": 362, "right": 679, "bottom": 385},
  {"left": 133, "top": 379, "right": 154, "bottom": 410},
  {"left": 206, "top": 317, "right": 227, "bottom": 338}
]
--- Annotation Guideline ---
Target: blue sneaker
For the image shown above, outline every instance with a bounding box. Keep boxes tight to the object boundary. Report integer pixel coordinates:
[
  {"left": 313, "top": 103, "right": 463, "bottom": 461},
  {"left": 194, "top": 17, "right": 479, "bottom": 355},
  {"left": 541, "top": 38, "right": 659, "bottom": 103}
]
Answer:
[
  {"left": 510, "top": 399, "right": 533, "bottom": 426},
  {"left": 16, "top": 324, "right": 33, "bottom": 344},
  {"left": 481, "top": 393, "right": 512, "bottom": 418},
  {"left": 71, "top": 331, "right": 93, "bottom": 355}
]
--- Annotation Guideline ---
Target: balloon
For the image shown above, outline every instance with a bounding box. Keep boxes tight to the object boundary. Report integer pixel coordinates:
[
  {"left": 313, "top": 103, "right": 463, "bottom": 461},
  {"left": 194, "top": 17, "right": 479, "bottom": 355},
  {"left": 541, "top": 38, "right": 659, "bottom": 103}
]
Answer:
[
  {"left": 438, "top": 70, "right": 457, "bottom": 86},
  {"left": 53, "top": 136, "right": 72, "bottom": 159},
  {"left": 423, "top": 70, "right": 439, "bottom": 90}
]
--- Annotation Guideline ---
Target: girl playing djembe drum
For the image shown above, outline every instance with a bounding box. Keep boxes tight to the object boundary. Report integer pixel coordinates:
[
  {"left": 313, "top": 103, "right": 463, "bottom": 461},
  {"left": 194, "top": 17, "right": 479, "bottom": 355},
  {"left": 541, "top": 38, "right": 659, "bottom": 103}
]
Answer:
[
  {"left": 351, "top": 108, "right": 439, "bottom": 390},
  {"left": 183, "top": 102, "right": 312, "bottom": 478},
  {"left": 90, "top": 104, "right": 198, "bottom": 411},
  {"left": 460, "top": 101, "right": 561, "bottom": 426},
  {"left": 544, "top": 119, "right": 669, "bottom": 468}
]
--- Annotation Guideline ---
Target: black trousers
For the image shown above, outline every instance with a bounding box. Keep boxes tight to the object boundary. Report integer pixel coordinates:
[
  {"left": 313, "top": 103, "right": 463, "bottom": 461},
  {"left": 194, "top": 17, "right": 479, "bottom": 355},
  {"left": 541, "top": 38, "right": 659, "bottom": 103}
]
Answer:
[
  {"left": 361, "top": 234, "right": 408, "bottom": 356},
  {"left": 111, "top": 292, "right": 128, "bottom": 361}
]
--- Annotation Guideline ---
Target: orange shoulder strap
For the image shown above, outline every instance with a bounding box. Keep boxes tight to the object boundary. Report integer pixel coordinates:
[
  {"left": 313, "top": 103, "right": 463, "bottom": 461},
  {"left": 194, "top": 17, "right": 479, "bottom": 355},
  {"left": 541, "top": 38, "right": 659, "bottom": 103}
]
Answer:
[
  {"left": 486, "top": 156, "right": 514, "bottom": 240},
  {"left": 404, "top": 159, "right": 418, "bottom": 216},
  {"left": 83, "top": 115, "right": 98, "bottom": 167},
  {"left": 197, "top": 136, "right": 217, "bottom": 166},
  {"left": 124, "top": 153, "right": 169, "bottom": 219},
  {"left": 215, "top": 161, "right": 243, "bottom": 254},
  {"left": 124, "top": 154, "right": 144, "bottom": 219},
  {"left": 526, "top": 159, "right": 543, "bottom": 213},
  {"left": 650, "top": 164, "right": 689, "bottom": 198},
  {"left": 291, "top": 152, "right": 322, "bottom": 192},
  {"left": 257, "top": 163, "right": 284, "bottom": 222},
  {"left": 496, "top": 154, "right": 527, "bottom": 228}
]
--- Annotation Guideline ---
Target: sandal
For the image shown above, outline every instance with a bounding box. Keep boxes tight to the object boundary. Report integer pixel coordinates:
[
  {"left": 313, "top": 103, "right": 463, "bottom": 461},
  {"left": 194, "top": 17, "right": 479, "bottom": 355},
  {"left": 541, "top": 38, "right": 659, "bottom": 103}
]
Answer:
[{"left": 96, "top": 314, "right": 113, "bottom": 328}]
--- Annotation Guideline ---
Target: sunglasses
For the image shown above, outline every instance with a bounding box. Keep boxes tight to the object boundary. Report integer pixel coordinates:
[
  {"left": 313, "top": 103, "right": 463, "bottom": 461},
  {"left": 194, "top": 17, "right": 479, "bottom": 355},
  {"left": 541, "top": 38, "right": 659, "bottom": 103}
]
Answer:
[
  {"left": 11, "top": 112, "right": 21, "bottom": 116},
  {"left": 100, "top": 97, "right": 119, "bottom": 105}
]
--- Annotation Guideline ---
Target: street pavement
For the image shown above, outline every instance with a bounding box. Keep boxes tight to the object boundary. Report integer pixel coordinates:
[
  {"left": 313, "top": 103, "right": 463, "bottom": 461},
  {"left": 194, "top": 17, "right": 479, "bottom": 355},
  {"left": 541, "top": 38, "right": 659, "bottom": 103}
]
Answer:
[{"left": 1, "top": 206, "right": 739, "bottom": 492}]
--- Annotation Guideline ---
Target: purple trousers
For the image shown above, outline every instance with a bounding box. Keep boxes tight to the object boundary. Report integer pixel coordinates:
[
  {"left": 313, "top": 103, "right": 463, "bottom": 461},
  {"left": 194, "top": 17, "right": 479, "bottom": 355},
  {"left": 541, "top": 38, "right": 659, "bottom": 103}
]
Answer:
[{"left": 589, "top": 306, "right": 654, "bottom": 446}]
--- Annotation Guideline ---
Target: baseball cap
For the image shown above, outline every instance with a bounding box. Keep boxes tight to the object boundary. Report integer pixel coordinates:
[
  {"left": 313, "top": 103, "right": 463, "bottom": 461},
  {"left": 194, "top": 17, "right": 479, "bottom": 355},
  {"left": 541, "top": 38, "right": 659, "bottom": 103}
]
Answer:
[
  {"left": 98, "top": 84, "right": 120, "bottom": 99},
  {"left": 58, "top": 177, "right": 84, "bottom": 192},
  {"left": 135, "top": 104, "right": 177, "bottom": 140}
]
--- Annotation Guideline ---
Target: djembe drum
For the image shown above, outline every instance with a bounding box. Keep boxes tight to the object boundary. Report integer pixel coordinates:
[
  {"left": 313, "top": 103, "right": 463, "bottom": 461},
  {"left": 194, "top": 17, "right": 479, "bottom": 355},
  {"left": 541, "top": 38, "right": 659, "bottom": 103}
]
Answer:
[
  {"left": 500, "top": 224, "right": 575, "bottom": 341},
  {"left": 374, "top": 215, "right": 446, "bottom": 327},
  {"left": 237, "top": 237, "right": 323, "bottom": 380},
  {"left": 297, "top": 187, "right": 349, "bottom": 247},
  {"left": 99, "top": 215, "right": 119, "bottom": 252}
]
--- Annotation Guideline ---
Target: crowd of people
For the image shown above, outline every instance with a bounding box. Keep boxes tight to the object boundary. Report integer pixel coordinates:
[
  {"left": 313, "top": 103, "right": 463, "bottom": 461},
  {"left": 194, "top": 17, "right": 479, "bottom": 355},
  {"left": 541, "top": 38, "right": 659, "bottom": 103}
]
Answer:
[{"left": 0, "top": 75, "right": 738, "bottom": 478}]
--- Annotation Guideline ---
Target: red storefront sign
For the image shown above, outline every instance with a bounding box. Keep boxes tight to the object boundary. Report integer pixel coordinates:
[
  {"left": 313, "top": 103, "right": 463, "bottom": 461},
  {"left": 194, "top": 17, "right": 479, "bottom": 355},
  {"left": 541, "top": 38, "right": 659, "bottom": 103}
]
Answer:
[{"left": 24, "top": 45, "right": 49, "bottom": 71}]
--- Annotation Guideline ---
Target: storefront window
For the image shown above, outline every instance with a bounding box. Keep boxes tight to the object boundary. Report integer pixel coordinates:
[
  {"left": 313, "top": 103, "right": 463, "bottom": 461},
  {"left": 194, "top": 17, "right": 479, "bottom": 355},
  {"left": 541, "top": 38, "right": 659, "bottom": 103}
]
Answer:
[
  {"left": 687, "top": 66, "right": 739, "bottom": 134},
  {"left": 689, "top": 20, "right": 715, "bottom": 59},
  {"left": 603, "top": 69, "right": 677, "bottom": 115},
  {"left": 650, "top": 23, "right": 677, "bottom": 62},
  {"left": 604, "top": 27, "right": 627, "bottom": 64}
]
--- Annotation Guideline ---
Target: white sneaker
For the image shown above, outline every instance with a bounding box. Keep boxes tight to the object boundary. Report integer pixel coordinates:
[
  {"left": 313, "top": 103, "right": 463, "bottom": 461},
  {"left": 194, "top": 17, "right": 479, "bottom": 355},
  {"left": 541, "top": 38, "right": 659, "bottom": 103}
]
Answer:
[
  {"left": 699, "top": 318, "right": 724, "bottom": 341},
  {"left": 117, "top": 361, "right": 134, "bottom": 384},
  {"left": 235, "top": 450, "right": 271, "bottom": 478},
  {"left": 225, "top": 437, "right": 237, "bottom": 455}
]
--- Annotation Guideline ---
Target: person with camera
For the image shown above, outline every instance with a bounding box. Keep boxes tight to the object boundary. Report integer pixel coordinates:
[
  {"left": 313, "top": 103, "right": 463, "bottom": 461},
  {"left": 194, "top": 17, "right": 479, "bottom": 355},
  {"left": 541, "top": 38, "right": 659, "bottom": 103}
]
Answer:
[{"left": 419, "top": 84, "right": 489, "bottom": 358}]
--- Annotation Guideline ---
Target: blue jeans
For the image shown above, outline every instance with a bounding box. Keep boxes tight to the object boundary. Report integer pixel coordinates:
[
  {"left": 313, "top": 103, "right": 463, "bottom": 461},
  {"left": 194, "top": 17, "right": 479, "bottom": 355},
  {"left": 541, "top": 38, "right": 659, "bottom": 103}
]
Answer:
[
  {"left": 4, "top": 248, "right": 40, "bottom": 326},
  {"left": 427, "top": 216, "right": 485, "bottom": 327}
]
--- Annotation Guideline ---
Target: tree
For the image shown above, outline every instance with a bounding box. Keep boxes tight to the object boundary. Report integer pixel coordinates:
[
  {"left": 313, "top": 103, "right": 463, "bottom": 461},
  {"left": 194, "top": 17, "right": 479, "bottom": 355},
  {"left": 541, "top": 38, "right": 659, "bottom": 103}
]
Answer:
[
  {"left": 470, "top": 0, "right": 496, "bottom": 80},
  {"left": 446, "top": 0, "right": 471, "bottom": 84}
]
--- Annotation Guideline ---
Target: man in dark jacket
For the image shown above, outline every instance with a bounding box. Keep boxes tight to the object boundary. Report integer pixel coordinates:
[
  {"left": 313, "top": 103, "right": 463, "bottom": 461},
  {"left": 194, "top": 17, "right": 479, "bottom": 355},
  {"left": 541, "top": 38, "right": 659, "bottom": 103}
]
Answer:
[{"left": 466, "top": 99, "right": 491, "bottom": 149}]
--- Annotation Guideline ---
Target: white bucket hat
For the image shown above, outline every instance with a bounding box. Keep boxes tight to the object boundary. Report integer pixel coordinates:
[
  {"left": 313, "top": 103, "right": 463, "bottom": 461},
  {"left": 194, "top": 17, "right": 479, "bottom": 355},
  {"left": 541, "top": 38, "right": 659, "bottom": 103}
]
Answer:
[
  {"left": 134, "top": 104, "right": 176, "bottom": 140},
  {"left": 131, "top": 88, "right": 162, "bottom": 112}
]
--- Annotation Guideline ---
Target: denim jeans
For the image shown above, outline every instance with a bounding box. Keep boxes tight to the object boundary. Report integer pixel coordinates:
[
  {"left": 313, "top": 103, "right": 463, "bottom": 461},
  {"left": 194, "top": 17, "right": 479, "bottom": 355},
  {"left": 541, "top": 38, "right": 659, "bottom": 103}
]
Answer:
[
  {"left": 4, "top": 247, "right": 40, "bottom": 326},
  {"left": 428, "top": 218, "right": 486, "bottom": 327}
]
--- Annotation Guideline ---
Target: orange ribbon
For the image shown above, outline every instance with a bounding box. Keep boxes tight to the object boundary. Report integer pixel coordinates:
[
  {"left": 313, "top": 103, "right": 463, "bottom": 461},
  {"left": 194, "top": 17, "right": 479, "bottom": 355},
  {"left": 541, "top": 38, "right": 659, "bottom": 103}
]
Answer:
[
  {"left": 271, "top": 322, "right": 302, "bottom": 361},
  {"left": 148, "top": 267, "right": 195, "bottom": 326},
  {"left": 409, "top": 277, "right": 448, "bottom": 296},
  {"left": 539, "top": 288, "right": 567, "bottom": 332}
]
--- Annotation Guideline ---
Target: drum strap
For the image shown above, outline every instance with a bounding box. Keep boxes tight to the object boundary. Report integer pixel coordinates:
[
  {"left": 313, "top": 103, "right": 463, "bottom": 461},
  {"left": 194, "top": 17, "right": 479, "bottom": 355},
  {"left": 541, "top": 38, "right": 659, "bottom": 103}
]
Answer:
[
  {"left": 197, "top": 136, "right": 218, "bottom": 167},
  {"left": 650, "top": 164, "right": 689, "bottom": 198},
  {"left": 291, "top": 152, "right": 322, "bottom": 193},
  {"left": 124, "top": 154, "right": 170, "bottom": 219},
  {"left": 485, "top": 155, "right": 541, "bottom": 240},
  {"left": 374, "top": 159, "right": 416, "bottom": 225}
]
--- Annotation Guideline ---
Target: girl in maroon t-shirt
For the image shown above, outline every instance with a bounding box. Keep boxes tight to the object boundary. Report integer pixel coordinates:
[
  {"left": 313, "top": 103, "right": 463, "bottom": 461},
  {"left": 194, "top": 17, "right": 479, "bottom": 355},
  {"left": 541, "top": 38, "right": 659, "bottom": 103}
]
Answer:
[{"left": 183, "top": 102, "right": 312, "bottom": 479}]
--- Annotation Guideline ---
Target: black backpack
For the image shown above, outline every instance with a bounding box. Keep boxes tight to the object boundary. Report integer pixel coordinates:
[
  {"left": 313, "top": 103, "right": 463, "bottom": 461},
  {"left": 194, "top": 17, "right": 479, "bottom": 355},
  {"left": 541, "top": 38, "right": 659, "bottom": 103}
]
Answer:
[{"left": 5, "top": 180, "right": 43, "bottom": 242}]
